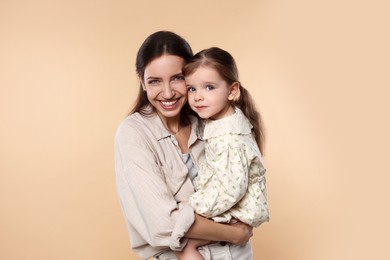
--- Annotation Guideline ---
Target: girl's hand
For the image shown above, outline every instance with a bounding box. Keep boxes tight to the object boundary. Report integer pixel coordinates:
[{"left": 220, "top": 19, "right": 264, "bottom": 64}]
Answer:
[{"left": 228, "top": 221, "right": 253, "bottom": 245}]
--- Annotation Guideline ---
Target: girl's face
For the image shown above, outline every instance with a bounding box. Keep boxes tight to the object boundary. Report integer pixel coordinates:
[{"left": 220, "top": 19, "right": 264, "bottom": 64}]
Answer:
[
  {"left": 185, "top": 66, "right": 237, "bottom": 120},
  {"left": 142, "top": 54, "right": 187, "bottom": 120}
]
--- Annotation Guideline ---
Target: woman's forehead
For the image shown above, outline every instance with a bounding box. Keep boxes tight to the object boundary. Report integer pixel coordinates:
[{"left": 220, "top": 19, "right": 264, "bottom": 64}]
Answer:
[{"left": 144, "top": 55, "right": 185, "bottom": 78}]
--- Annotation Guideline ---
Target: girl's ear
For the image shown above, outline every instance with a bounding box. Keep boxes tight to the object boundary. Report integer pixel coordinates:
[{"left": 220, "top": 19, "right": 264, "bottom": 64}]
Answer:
[{"left": 228, "top": 82, "right": 240, "bottom": 101}]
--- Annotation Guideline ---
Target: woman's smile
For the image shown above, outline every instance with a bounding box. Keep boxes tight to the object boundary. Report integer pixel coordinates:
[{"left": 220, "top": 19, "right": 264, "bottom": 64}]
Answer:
[{"left": 159, "top": 99, "right": 181, "bottom": 110}]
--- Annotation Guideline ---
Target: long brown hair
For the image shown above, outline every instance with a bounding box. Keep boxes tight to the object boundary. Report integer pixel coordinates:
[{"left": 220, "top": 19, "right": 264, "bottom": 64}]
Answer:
[
  {"left": 130, "top": 31, "right": 194, "bottom": 126},
  {"left": 182, "top": 47, "right": 265, "bottom": 154}
]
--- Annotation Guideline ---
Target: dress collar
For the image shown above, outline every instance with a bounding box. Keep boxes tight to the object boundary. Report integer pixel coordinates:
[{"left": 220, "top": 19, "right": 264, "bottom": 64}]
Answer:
[{"left": 203, "top": 107, "right": 252, "bottom": 140}]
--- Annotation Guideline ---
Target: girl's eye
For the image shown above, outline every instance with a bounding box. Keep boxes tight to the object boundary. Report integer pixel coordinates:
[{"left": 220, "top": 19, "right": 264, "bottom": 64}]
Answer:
[
  {"left": 206, "top": 85, "right": 215, "bottom": 91},
  {"left": 187, "top": 86, "right": 196, "bottom": 93}
]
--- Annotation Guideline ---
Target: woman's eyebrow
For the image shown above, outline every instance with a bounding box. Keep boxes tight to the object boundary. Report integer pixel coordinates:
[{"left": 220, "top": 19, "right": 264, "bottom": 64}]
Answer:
[
  {"left": 171, "top": 72, "right": 184, "bottom": 77},
  {"left": 145, "top": 76, "right": 160, "bottom": 80}
]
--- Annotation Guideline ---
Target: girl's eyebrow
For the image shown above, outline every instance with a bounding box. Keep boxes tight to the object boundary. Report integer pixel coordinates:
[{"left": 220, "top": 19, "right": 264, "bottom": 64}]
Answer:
[{"left": 203, "top": 81, "right": 218, "bottom": 85}]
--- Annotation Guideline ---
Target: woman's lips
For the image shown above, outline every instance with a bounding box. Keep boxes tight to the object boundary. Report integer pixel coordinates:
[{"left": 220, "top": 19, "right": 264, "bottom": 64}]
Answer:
[{"left": 159, "top": 99, "right": 179, "bottom": 110}]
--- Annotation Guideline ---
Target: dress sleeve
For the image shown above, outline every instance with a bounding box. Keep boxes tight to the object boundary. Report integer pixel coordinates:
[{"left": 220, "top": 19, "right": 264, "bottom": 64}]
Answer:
[
  {"left": 189, "top": 135, "right": 251, "bottom": 218},
  {"left": 115, "top": 122, "right": 195, "bottom": 252}
]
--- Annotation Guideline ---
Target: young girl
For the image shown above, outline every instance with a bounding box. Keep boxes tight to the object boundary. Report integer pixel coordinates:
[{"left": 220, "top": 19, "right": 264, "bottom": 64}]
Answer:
[{"left": 175, "top": 47, "right": 270, "bottom": 259}]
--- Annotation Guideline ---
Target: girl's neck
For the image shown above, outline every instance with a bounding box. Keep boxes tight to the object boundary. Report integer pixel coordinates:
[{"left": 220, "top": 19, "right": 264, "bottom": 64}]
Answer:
[{"left": 210, "top": 105, "right": 236, "bottom": 120}]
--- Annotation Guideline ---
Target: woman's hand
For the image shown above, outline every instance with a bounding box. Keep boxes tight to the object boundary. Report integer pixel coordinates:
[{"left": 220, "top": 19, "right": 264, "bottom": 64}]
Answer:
[{"left": 228, "top": 221, "right": 253, "bottom": 245}]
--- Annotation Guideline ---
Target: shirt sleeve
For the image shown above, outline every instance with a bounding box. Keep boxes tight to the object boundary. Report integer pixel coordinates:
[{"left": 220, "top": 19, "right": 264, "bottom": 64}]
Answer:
[
  {"left": 189, "top": 135, "right": 252, "bottom": 218},
  {"left": 115, "top": 122, "right": 195, "bottom": 252}
]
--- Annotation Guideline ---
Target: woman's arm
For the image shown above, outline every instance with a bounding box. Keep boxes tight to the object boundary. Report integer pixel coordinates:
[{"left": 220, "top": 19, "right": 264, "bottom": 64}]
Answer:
[
  {"left": 115, "top": 121, "right": 196, "bottom": 252},
  {"left": 185, "top": 214, "right": 253, "bottom": 245}
]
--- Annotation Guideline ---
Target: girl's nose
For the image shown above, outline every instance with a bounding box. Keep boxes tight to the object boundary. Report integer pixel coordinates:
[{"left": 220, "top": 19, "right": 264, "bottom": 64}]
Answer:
[{"left": 194, "top": 92, "right": 203, "bottom": 102}]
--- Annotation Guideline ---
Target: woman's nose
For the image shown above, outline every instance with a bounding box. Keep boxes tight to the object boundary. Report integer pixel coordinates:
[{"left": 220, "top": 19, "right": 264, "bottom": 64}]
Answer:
[{"left": 162, "top": 83, "right": 174, "bottom": 99}]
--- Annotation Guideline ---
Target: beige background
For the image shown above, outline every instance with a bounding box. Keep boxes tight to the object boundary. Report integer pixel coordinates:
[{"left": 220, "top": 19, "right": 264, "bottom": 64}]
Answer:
[{"left": 1, "top": 0, "right": 389, "bottom": 259}]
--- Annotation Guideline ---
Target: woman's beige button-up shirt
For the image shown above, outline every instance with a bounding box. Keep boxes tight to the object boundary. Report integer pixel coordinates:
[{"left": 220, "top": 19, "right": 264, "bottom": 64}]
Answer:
[{"left": 115, "top": 111, "right": 205, "bottom": 259}]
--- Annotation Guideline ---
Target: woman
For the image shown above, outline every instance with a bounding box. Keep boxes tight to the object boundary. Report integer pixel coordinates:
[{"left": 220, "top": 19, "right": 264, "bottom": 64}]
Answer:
[{"left": 115, "top": 31, "right": 253, "bottom": 260}]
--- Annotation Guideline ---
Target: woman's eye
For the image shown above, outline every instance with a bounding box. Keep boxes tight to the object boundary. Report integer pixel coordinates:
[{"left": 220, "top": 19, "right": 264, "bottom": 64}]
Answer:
[
  {"left": 206, "top": 85, "right": 215, "bottom": 91},
  {"left": 172, "top": 75, "right": 184, "bottom": 81},
  {"left": 147, "top": 79, "right": 160, "bottom": 85}
]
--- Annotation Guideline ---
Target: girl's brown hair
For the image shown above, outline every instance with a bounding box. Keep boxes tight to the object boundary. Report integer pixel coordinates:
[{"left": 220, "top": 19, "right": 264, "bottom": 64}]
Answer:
[{"left": 183, "top": 47, "right": 265, "bottom": 154}]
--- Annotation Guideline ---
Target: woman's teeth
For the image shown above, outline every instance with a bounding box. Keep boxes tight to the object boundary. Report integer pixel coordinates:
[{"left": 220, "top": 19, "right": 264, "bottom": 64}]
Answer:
[{"left": 161, "top": 100, "right": 177, "bottom": 106}]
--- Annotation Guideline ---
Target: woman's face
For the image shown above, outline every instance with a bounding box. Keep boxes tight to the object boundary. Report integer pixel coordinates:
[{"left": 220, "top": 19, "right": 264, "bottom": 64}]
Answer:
[{"left": 142, "top": 54, "right": 187, "bottom": 120}]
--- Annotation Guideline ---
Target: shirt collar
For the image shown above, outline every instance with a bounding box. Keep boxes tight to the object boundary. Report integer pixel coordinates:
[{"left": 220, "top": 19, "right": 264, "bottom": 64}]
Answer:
[
  {"left": 141, "top": 106, "right": 203, "bottom": 142},
  {"left": 203, "top": 107, "right": 253, "bottom": 140}
]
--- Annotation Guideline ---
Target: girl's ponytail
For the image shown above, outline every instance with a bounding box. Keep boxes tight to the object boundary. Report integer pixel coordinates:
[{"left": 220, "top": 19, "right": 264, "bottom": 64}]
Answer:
[{"left": 233, "top": 84, "right": 265, "bottom": 155}]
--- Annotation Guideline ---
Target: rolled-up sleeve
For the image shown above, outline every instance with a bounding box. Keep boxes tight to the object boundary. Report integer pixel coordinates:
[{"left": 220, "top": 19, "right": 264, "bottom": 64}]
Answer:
[{"left": 115, "top": 122, "right": 195, "bottom": 253}]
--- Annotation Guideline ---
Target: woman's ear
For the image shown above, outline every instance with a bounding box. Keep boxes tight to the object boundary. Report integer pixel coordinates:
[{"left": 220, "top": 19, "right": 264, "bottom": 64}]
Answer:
[
  {"left": 228, "top": 82, "right": 240, "bottom": 101},
  {"left": 140, "top": 77, "right": 146, "bottom": 91}
]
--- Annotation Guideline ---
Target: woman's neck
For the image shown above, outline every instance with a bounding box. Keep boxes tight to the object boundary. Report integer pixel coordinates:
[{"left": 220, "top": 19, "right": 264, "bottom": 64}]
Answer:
[
  {"left": 174, "top": 124, "right": 191, "bottom": 153},
  {"left": 159, "top": 114, "right": 181, "bottom": 135},
  {"left": 158, "top": 113, "right": 191, "bottom": 153}
]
